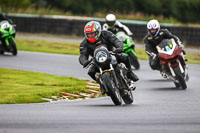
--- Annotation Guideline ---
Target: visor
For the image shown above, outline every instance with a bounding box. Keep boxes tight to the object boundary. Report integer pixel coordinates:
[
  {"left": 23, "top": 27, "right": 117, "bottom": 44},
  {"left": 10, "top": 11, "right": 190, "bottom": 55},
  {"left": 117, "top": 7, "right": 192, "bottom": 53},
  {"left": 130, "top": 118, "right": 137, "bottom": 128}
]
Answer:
[
  {"left": 149, "top": 29, "right": 157, "bottom": 34},
  {"left": 86, "top": 32, "right": 97, "bottom": 39},
  {"left": 107, "top": 21, "right": 115, "bottom": 27}
]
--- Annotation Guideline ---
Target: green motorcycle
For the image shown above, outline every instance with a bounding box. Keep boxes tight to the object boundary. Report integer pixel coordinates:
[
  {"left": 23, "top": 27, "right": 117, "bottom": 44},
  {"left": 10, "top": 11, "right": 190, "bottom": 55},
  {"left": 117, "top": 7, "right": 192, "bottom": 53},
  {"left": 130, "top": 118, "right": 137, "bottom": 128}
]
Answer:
[
  {"left": 0, "top": 20, "right": 17, "bottom": 56},
  {"left": 116, "top": 32, "right": 140, "bottom": 70}
]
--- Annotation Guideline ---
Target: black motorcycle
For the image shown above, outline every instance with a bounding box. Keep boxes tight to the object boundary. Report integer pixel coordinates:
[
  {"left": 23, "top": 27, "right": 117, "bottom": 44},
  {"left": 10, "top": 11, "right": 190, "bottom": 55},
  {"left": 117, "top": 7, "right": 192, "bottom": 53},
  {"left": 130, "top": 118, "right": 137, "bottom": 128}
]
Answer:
[{"left": 85, "top": 45, "right": 135, "bottom": 105}]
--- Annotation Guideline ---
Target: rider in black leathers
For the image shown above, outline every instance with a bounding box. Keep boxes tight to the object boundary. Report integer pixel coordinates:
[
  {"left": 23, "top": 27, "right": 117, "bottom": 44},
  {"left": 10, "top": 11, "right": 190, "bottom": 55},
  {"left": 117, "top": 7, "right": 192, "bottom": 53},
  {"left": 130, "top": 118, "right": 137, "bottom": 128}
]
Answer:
[
  {"left": 0, "top": 9, "right": 14, "bottom": 24},
  {"left": 79, "top": 21, "right": 139, "bottom": 84},
  {"left": 0, "top": 14, "right": 7, "bottom": 21},
  {"left": 144, "top": 19, "right": 185, "bottom": 71}
]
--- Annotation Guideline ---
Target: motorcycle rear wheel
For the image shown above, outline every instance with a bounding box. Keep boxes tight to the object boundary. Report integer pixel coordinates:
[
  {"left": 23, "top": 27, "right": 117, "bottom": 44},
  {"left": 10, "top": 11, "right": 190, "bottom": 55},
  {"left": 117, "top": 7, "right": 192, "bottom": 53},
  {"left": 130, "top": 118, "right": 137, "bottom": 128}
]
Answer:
[
  {"left": 102, "top": 72, "right": 122, "bottom": 106},
  {"left": 173, "top": 67, "right": 187, "bottom": 90}
]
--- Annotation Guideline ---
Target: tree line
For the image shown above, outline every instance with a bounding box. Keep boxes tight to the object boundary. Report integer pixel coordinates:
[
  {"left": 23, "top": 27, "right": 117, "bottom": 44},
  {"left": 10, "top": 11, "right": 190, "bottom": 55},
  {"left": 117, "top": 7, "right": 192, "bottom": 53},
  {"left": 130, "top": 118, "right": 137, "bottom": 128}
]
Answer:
[{"left": 0, "top": 0, "right": 200, "bottom": 23}]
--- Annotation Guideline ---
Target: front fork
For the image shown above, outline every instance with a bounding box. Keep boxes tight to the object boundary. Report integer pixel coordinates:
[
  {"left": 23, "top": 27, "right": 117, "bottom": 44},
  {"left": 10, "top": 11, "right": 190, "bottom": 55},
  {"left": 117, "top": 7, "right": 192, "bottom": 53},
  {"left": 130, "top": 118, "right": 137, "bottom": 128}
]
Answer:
[
  {"left": 97, "top": 64, "right": 118, "bottom": 93},
  {"left": 125, "top": 48, "right": 136, "bottom": 56},
  {"left": 2, "top": 36, "right": 15, "bottom": 47},
  {"left": 168, "top": 59, "right": 185, "bottom": 77},
  {"left": 5, "top": 36, "right": 15, "bottom": 46}
]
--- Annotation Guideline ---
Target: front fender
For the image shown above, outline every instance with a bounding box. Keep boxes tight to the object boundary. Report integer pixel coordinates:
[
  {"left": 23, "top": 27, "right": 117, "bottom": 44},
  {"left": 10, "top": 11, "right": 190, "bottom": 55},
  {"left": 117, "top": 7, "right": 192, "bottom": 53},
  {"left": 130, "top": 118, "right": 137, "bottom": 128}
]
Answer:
[
  {"left": 125, "top": 49, "right": 136, "bottom": 56},
  {"left": 101, "top": 71, "right": 114, "bottom": 91},
  {"left": 1, "top": 25, "right": 16, "bottom": 46},
  {"left": 5, "top": 37, "right": 15, "bottom": 46}
]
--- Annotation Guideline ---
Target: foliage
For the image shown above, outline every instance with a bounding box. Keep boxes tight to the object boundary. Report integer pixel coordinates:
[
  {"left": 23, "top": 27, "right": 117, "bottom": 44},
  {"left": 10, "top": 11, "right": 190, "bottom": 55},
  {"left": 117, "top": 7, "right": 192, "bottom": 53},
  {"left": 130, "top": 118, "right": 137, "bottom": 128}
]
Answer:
[
  {"left": 0, "top": 0, "right": 31, "bottom": 11},
  {"left": 1, "top": 0, "right": 200, "bottom": 23}
]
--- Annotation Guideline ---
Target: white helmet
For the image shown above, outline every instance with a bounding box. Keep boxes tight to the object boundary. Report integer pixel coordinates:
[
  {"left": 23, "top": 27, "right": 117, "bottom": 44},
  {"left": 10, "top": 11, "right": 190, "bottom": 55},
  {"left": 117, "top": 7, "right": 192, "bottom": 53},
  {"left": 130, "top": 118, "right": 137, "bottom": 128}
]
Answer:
[
  {"left": 147, "top": 19, "right": 160, "bottom": 37},
  {"left": 105, "top": 14, "right": 116, "bottom": 27}
]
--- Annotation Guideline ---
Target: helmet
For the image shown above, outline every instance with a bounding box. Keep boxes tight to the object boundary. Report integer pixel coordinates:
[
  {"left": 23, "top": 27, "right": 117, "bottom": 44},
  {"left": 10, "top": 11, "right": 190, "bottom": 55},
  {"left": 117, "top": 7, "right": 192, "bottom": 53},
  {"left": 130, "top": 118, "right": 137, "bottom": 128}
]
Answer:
[
  {"left": 147, "top": 19, "right": 160, "bottom": 37},
  {"left": 84, "top": 21, "right": 101, "bottom": 43},
  {"left": 105, "top": 14, "right": 116, "bottom": 27}
]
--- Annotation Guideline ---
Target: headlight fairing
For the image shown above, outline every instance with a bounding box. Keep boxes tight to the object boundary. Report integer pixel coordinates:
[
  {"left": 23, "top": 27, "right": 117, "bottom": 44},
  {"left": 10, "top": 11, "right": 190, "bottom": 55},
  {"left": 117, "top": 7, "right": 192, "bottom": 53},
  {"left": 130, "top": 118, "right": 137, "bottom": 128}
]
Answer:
[{"left": 95, "top": 51, "right": 108, "bottom": 63}]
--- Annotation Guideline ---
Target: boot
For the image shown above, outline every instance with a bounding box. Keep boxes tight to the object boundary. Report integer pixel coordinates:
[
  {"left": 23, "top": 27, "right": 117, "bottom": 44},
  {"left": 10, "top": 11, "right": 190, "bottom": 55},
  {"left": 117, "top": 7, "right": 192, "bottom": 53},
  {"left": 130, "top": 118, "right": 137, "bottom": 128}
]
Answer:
[
  {"left": 127, "top": 69, "right": 139, "bottom": 82},
  {"left": 160, "top": 71, "right": 168, "bottom": 79}
]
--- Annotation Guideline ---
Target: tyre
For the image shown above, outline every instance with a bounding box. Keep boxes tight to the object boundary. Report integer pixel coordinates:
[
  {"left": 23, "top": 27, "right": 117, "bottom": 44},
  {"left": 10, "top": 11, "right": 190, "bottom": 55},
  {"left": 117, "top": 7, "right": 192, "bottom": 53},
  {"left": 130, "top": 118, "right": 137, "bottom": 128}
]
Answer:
[
  {"left": 0, "top": 45, "right": 5, "bottom": 55},
  {"left": 173, "top": 67, "right": 187, "bottom": 89},
  {"left": 174, "top": 82, "right": 180, "bottom": 88},
  {"left": 102, "top": 72, "right": 122, "bottom": 105},
  {"left": 9, "top": 39, "right": 17, "bottom": 56},
  {"left": 185, "top": 73, "right": 189, "bottom": 81},
  {"left": 0, "top": 50, "right": 4, "bottom": 55},
  {"left": 122, "top": 90, "right": 133, "bottom": 104},
  {"left": 128, "top": 52, "right": 140, "bottom": 70}
]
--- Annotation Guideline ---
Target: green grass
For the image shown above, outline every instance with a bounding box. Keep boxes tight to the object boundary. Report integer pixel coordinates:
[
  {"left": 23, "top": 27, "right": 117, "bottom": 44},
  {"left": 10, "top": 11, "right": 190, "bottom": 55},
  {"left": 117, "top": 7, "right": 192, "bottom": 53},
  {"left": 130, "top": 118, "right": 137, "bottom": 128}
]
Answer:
[
  {"left": 16, "top": 38, "right": 200, "bottom": 64},
  {"left": 135, "top": 48, "right": 149, "bottom": 60},
  {"left": 186, "top": 53, "right": 200, "bottom": 64},
  {"left": 16, "top": 38, "right": 80, "bottom": 55},
  {"left": 0, "top": 68, "right": 88, "bottom": 104}
]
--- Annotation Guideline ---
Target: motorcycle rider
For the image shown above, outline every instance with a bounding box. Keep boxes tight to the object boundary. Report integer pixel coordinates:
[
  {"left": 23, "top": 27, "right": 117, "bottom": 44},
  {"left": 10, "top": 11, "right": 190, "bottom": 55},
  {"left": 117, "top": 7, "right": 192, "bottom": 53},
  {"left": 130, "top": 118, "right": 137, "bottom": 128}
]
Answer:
[
  {"left": 0, "top": 8, "right": 16, "bottom": 53},
  {"left": 103, "top": 14, "right": 133, "bottom": 36},
  {"left": 79, "top": 21, "right": 139, "bottom": 94},
  {"left": 0, "top": 8, "right": 14, "bottom": 24},
  {"left": 144, "top": 19, "right": 186, "bottom": 71}
]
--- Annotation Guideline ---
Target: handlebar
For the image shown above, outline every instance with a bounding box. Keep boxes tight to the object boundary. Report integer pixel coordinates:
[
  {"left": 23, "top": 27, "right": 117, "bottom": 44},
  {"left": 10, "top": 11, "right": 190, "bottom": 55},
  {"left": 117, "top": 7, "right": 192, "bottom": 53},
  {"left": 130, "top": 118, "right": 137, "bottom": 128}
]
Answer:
[
  {"left": 83, "top": 58, "right": 94, "bottom": 69},
  {"left": 109, "top": 51, "right": 116, "bottom": 55}
]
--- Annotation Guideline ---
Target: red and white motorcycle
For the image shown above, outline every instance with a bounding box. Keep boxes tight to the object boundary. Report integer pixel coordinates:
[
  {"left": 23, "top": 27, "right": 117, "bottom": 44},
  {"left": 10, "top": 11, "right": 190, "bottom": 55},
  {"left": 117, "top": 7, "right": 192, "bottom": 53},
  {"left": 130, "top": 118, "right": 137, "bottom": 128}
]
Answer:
[{"left": 156, "top": 39, "right": 189, "bottom": 89}]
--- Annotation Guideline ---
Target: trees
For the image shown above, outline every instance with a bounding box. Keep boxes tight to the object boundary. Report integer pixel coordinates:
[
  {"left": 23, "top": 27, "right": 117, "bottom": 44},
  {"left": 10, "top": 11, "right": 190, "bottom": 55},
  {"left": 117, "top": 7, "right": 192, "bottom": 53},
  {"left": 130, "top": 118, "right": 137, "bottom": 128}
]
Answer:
[
  {"left": 1, "top": 0, "right": 200, "bottom": 23},
  {"left": 0, "top": 0, "right": 31, "bottom": 11}
]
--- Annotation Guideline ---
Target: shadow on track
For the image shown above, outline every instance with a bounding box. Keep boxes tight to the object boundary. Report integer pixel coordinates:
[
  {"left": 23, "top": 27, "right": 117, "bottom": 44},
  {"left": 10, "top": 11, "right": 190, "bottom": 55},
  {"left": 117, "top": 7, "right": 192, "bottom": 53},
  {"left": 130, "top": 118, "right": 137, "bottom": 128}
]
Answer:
[
  {"left": 151, "top": 87, "right": 184, "bottom": 91},
  {"left": 82, "top": 103, "right": 138, "bottom": 108},
  {"left": 147, "top": 79, "right": 172, "bottom": 82},
  {"left": 0, "top": 54, "right": 15, "bottom": 57}
]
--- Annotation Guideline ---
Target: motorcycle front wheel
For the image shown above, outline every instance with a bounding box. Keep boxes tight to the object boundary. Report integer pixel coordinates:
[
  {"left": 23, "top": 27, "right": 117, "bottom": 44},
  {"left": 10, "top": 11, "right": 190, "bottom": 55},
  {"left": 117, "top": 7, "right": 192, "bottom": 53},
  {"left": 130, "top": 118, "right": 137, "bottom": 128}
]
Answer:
[
  {"left": 173, "top": 67, "right": 187, "bottom": 90},
  {"left": 128, "top": 52, "right": 140, "bottom": 70},
  {"left": 102, "top": 72, "right": 122, "bottom": 106},
  {"left": 9, "top": 39, "right": 17, "bottom": 56}
]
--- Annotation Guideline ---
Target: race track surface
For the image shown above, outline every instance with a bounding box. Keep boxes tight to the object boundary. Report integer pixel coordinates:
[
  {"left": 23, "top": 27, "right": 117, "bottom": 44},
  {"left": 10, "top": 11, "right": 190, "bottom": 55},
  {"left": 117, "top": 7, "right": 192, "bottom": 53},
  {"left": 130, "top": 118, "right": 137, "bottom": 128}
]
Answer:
[{"left": 0, "top": 51, "right": 200, "bottom": 133}]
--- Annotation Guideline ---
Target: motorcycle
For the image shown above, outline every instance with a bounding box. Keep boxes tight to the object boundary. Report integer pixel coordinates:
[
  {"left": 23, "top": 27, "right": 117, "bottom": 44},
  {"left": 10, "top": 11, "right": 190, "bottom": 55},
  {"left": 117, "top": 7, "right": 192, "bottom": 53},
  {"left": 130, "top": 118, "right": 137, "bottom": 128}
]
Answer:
[
  {"left": 0, "top": 20, "right": 17, "bottom": 56},
  {"left": 85, "top": 45, "right": 135, "bottom": 105},
  {"left": 156, "top": 39, "right": 189, "bottom": 89},
  {"left": 116, "top": 32, "right": 140, "bottom": 70}
]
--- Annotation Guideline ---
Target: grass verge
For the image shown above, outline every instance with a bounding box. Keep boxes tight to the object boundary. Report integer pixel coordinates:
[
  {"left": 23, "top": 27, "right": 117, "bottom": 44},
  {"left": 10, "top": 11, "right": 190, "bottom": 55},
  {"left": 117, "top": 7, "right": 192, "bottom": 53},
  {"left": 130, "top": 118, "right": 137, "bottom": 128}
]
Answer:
[
  {"left": 16, "top": 38, "right": 200, "bottom": 64},
  {"left": 16, "top": 38, "right": 80, "bottom": 55},
  {"left": 0, "top": 68, "right": 92, "bottom": 104}
]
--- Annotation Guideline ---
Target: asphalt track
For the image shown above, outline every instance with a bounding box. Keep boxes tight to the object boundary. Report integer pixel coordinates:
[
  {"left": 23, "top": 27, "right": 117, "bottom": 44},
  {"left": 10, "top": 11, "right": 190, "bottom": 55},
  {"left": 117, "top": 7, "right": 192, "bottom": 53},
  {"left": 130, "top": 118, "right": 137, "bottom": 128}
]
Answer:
[{"left": 0, "top": 51, "right": 200, "bottom": 133}]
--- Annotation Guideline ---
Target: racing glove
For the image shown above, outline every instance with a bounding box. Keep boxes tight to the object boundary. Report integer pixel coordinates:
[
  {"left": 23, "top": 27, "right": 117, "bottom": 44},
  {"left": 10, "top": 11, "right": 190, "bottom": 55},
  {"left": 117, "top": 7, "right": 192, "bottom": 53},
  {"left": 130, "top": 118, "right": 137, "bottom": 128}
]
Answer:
[
  {"left": 113, "top": 48, "right": 124, "bottom": 53},
  {"left": 83, "top": 60, "right": 90, "bottom": 68}
]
